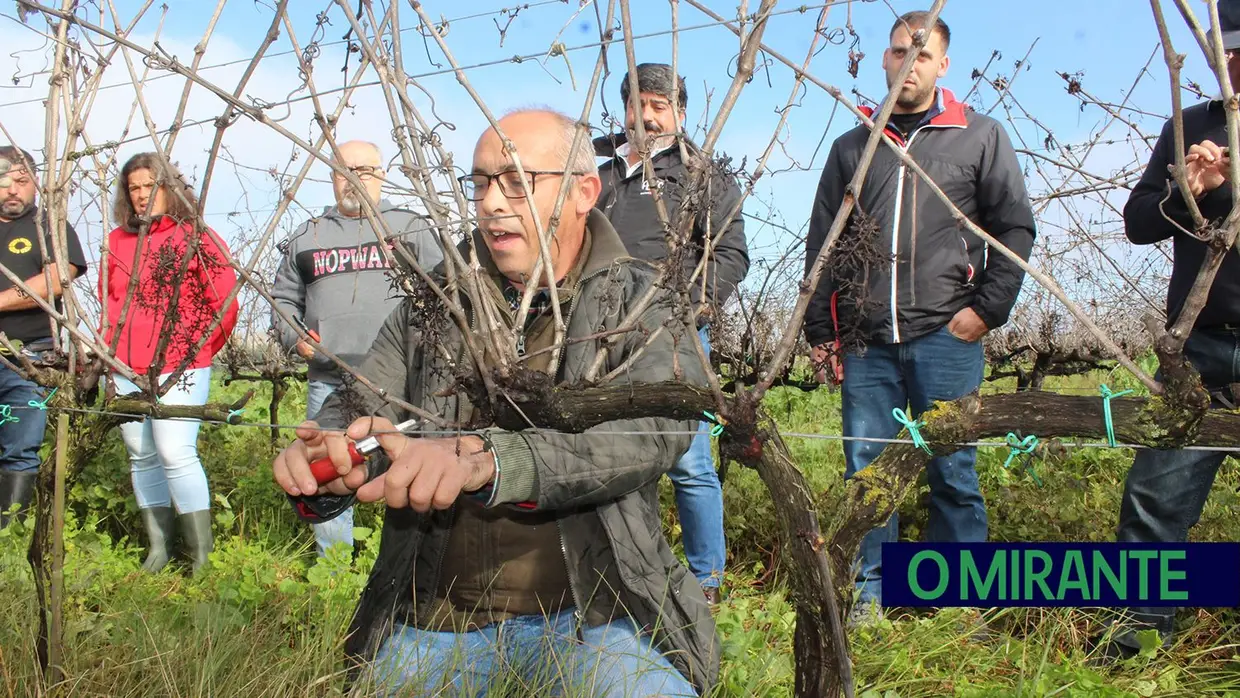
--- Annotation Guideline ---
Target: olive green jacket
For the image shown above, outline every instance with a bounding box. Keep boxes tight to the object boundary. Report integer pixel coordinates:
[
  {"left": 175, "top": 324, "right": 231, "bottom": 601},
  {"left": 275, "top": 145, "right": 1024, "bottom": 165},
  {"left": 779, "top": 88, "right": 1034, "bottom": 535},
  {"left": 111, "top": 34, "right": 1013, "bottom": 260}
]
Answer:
[{"left": 293, "top": 210, "right": 719, "bottom": 693}]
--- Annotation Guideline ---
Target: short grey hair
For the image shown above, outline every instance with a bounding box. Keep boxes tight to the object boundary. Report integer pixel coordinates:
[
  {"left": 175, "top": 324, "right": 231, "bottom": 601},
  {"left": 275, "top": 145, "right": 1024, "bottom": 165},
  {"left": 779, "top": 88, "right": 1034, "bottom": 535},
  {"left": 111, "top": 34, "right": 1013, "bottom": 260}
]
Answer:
[
  {"left": 549, "top": 112, "right": 598, "bottom": 176},
  {"left": 503, "top": 107, "right": 597, "bottom": 176},
  {"left": 619, "top": 63, "right": 688, "bottom": 111}
]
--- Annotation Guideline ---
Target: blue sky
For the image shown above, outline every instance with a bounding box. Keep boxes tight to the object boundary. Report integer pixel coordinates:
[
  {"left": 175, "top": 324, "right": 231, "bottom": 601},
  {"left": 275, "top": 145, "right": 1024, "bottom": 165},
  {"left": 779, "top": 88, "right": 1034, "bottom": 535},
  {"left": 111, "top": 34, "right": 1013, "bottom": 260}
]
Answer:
[{"left": 0, "top": 0, "right": 1218, "bottom": 301}]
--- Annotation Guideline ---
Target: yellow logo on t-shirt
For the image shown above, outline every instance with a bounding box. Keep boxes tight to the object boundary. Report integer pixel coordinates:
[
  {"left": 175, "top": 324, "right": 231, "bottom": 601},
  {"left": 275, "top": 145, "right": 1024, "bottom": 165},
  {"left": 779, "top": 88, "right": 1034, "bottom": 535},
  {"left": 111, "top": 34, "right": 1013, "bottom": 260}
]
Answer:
[{"left": 7, "top": 237, "right": 31, "bottom": 254}]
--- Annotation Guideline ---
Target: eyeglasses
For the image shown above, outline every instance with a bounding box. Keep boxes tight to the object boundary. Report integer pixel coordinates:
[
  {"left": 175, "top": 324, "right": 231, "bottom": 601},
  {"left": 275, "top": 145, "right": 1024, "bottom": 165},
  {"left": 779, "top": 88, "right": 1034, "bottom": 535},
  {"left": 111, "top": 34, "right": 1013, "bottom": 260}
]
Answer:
[
  {"left": 457, "top": 170, "right": 587, "bottom": 202},
  {"left": 333, "top": 165, "right": 380, "bottom": 181}
]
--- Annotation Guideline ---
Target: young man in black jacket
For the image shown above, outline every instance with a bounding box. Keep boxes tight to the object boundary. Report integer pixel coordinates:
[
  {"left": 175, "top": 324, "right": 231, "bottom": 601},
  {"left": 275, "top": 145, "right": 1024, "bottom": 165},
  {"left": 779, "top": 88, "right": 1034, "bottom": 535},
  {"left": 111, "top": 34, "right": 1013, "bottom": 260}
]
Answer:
[
  {"left": 593, "top": 63, "right": 751, "bottom": 603},
  {"left": 803, "top": 12, "right": 1036, "bottom": 622},
  {"left": 1098, "top": 0, "right": 1240, "bottom": 660}
]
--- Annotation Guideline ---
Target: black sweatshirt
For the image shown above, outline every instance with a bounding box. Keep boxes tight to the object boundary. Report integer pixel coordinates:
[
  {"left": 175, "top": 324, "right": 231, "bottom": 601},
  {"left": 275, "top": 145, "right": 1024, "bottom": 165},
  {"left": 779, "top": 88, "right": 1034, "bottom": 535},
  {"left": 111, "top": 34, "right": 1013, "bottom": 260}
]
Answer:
[
  {"left": 594, "top": 133, "right": 750, "bottom": 312},
  {"left": 1124, "top": 100, "right": 1240, "bottom": 328}
]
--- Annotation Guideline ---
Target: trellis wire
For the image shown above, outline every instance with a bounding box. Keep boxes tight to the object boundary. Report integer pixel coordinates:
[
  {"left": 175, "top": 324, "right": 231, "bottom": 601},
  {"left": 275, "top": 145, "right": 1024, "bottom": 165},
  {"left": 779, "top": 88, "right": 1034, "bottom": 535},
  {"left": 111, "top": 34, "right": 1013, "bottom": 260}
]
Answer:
[{"left": 9, "top": 402, "right": 1240, "bottom": 453}]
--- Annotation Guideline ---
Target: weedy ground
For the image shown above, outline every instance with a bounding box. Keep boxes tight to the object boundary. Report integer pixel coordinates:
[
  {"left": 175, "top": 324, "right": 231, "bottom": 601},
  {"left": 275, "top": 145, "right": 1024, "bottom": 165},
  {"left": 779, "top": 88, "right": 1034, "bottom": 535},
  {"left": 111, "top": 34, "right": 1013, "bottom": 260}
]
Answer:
[{"left": 0, "top": 367, "right": 1237, "bottom": 697}]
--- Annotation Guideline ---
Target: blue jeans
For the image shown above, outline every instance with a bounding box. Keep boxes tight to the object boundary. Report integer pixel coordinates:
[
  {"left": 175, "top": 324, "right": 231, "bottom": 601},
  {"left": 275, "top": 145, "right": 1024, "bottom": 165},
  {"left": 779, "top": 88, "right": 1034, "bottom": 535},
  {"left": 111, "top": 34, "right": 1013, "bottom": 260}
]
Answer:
[
  {"left": 306, "top": 380, "right": 354, "bottom": 556},
  {"left": 842, "top": 324, "right": 986, "bottom": 605},
  {"left": 371, "top": 610, "right": 696, "bottom": 698},
  {"left": 668, "top": 326, "right": 725, "bottom": 588},
  {"left": 1112, "top": 327, "right": 1238, "bottom": 646},
  {"left": 113, "top": 368, "right": 213, "bottom": 513},
  {"left": 0, "top": 362, "right": 47, "bottom": 473}
]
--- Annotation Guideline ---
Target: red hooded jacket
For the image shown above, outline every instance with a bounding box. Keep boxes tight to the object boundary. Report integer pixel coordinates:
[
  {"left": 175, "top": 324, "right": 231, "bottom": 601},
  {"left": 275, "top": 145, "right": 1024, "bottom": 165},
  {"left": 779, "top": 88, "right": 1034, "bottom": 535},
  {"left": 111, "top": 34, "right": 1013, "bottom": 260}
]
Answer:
[{"left": 101, "top": 216, "right": 239, "bottom": 374}]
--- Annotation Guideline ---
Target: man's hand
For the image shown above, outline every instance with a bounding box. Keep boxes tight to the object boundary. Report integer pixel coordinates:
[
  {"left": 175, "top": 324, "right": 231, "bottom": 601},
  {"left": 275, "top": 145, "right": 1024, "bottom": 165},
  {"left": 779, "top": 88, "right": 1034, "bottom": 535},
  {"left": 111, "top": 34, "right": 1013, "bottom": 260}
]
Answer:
[
  {"left": 0, "top": 265, "right": 80, "bottom": 313},
  {"left": 272, "top": 420, "right": 368, "bottom": 497},
  {"left": 947, "top": 307, "right": 989, "bottom": 343},
  {"left": 295, "top": 329, "right": 321, "bottom": 360},
  {"left": 1184, "top": 139, "right": 1230, "bottom": 199},
  {"left": 352, "top": 417, "right": 496, "bottom": 512},
  {"left": 811, "top": 343, "right": 842, "bottom": 384}
]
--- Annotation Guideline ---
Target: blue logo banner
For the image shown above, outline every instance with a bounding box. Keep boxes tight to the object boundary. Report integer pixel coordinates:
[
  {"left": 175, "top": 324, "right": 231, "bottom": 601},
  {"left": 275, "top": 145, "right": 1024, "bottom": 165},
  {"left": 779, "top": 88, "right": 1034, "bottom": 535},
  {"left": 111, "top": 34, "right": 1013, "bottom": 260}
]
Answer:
[{"left": 881, "top": 542, "right": 1240, "bottom": 607}]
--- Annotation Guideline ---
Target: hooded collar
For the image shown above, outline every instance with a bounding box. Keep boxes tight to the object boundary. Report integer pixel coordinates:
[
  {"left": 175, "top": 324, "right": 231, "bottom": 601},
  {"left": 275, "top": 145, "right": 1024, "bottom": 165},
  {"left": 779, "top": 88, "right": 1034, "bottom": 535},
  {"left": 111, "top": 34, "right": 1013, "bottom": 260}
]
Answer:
[
  {"left": 860, "top": 87, "right": 970, "bottom": 144},
  {"left": 615, "top": 141, "right": 677, "bottom": 178},
  {"left": 593, "top": 131, "right": 698, "bottom": 163}
]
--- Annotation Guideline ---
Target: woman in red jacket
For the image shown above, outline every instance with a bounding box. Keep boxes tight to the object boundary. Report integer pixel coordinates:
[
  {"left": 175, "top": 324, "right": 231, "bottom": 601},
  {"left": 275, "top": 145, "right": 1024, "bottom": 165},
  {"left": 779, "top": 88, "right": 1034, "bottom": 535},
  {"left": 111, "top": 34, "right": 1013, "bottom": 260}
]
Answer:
[{"left": 100, "top": 152, "right": 238, "bottom": 574}]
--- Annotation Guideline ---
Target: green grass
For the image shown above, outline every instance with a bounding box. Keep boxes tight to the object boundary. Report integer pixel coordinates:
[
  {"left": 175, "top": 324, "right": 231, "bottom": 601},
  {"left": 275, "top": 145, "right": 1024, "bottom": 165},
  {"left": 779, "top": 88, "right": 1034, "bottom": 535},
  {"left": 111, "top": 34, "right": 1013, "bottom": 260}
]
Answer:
[{"left": 0, "top": 373, "right": 1237, "bottom": 696}]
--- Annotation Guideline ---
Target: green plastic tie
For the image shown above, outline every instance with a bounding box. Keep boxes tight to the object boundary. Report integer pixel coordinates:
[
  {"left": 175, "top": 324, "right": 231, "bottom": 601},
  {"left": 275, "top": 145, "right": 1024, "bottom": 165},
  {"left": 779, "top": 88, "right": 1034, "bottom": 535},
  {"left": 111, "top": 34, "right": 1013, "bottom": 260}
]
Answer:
[
  {"left": 26, "top": 387, "right": 56, "bottom": 411},
  {"left": 892, "top": 408, "right": 932, "bottom": 455},
  {"left": 1028, "top": 467, "right": 1044, "bottom": 488},
  {"left": 1099, "top": 384, "right": 1134, "bottom": 448},
  {"left": 0, "top": 404, "right": 17, "bottom": 425},
  {"left": 1003, "top": 432, "right": 1043, "bottom": 487},
  {"left": 227, "top": 408, "right": 245, "bottom": 424},
  {"left": 1003, "top": 432, "right": 1039, "bottom": 470},
  {"left": 702, "top": 411, "right": 725, "bottom": 437}
]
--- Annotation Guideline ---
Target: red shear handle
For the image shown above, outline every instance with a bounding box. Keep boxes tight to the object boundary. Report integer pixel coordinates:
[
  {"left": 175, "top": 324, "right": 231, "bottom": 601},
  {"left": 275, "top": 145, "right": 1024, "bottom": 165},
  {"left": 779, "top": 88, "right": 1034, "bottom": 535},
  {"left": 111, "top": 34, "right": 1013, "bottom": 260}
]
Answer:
[
  {"left": 830, "top": 291, "right": 844, "bottom": 384},
  {"left": 308, "top": 443, "right": 364, "bottom": 485}
]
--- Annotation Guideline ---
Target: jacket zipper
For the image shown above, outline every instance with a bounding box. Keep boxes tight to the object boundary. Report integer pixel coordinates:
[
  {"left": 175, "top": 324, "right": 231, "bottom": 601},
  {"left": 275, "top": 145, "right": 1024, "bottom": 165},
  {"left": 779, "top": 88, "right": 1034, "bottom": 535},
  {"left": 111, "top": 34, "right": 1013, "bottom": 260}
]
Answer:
[
  {"left": 960, "top": 236, "right": 976, "bottom": 286},
  {"left": 880, "top": 113, "right": 971, "bottom": 342},
  {"left": 557, "top": 519, "right": 586, "bottom": 640},
  {"left": 426, "top": 503, "right": 456, "bottom": 622},
  {"left": 427, "top": 264, "right": 630, "bottom": 640},
  {"left": 548, "top": 265, "right": 612, "bottom": 641},
  {"left": 888, "top": 144, "right": 907, "bottom": 343},
  {"left": 909, "top": 175, "right": 918, "bottom": 307},
  {"left": 423, "top": 268, "right": 602, "bottom": 634},
  {"left": 420, "top": 291, "right": 478, "bottom": 624},
  {"left": 888, "top": 129, "right": 925, "bottom": 344}
]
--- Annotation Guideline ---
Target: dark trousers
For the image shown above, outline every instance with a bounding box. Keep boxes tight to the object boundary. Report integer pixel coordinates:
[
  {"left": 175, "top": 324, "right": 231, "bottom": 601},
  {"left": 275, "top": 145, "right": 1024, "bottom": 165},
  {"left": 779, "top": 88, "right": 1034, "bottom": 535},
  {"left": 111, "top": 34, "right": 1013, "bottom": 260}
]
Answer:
[
  {"left": 1113, "top": 327, "right": 1237, "bottom": 645},
  {"left": 0, "top": 362, "right": 47, "bottom": 473}
]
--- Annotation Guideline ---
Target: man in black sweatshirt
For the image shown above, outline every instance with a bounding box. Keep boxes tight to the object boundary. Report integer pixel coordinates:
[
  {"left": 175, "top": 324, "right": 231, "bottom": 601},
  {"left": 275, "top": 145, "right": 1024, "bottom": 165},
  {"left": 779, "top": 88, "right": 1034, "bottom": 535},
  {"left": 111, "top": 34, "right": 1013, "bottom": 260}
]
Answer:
[
  {"left": 593, "top": 63, "right": 751, "bottom": 603},
  {"left": 1100, "top": 0, "right": 1240, "bottom": 660}
]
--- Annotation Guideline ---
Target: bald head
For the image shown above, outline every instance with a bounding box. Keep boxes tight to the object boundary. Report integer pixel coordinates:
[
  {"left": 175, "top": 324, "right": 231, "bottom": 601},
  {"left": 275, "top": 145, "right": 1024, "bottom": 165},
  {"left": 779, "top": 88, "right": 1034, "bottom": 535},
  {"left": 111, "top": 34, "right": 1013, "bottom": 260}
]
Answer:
[
  {"left": 331, "top": 140, "right": 385, "bottom": 216},
  {"left": 335, "top": 140, "right": 382, "bottom": 167},
  {"left": 469, "top": 109, "right": 601, "bottom": 285}
]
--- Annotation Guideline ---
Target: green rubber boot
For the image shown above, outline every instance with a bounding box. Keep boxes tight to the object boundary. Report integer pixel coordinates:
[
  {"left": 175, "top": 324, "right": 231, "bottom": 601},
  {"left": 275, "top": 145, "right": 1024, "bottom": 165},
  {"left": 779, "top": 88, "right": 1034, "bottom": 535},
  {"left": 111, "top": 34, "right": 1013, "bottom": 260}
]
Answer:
[
  {"left": 0, "top": 471, "right": 36, "bottom": 528},
  {"left": 179, "top": 510, "right": 214, "bottom": 575},
  {"left": 139, "top": 506, "right": 176, "bottom": 572}
]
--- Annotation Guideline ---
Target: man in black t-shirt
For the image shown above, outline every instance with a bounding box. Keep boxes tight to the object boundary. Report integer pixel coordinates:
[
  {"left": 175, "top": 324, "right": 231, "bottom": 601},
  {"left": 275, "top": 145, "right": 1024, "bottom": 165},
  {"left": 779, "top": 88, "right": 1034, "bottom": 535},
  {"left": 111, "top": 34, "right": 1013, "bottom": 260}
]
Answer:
[{"left": 0, "top": 145, "right": 86, "bottom": 526}]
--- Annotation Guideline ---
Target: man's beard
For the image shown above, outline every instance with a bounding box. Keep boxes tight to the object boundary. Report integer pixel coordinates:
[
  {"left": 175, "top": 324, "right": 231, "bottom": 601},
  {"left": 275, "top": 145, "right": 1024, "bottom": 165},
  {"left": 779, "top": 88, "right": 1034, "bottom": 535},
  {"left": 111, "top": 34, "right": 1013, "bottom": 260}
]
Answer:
[
  {"left": 0, "top": 198, "right": 31, "bottom": 219},
  {"left": 888, "top": 77, "right": 935, "bottom": 111},
  {"left": 338, "top": 191, "right": 362, "bottom": 216}
]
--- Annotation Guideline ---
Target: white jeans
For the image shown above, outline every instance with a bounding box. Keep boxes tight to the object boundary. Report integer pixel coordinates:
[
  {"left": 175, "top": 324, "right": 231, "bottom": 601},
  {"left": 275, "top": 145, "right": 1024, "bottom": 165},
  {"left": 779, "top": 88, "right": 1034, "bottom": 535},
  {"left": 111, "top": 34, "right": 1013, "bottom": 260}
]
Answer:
[
  {"left": 306, "top": 380, "right": 354, "bottom": 555},
  {"left": 112, "top": 368, "right": 212, "bottom": 514}
]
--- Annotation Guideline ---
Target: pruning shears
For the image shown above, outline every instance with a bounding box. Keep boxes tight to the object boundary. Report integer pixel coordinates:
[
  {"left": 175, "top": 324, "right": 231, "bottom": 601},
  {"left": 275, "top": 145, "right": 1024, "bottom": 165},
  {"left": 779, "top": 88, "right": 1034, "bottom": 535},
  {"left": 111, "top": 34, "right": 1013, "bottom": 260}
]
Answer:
[{"left": 307, "top": 418, "right": 421, "bottom": 485}]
